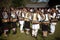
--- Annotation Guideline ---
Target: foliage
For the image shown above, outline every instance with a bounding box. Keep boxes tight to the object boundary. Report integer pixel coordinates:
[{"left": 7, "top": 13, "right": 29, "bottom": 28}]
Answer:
[
  {"left": 0, "top": 0, "right": 25, "bottom": 8},
  {"left": 11, "top": 0, "right": 25, "bottom": 7}
]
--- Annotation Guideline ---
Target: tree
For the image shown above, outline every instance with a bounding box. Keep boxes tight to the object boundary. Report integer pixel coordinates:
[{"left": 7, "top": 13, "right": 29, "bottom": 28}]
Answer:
[
  {"left": 0, "top": 0, "right": 12, "bottom": 8},
  {"left": 11, "top": 0, "right": 25, "bottom": 7},
  {"left": 0, "top": 0, "right": 26, "bottom": 8}
]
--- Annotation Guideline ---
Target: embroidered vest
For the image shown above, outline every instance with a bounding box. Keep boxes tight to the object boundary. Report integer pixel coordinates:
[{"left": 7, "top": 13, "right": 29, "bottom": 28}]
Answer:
[
  {"left": 32, "top": 13, "right": 39, "bottom": 23},
  {"left": 24, "top": 12, "right": 29, "bottom": 21}
]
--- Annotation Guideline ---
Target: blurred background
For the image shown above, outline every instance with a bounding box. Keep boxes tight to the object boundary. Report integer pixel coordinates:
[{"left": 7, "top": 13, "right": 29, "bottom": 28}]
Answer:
[{"left": 0, "top": 0, "right": 60, "bottom": 40}]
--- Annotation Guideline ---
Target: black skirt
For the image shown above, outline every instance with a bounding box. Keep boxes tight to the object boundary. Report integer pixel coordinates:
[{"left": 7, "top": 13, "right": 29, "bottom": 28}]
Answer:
[
  {"left": 2, "top": 22, "right": 9, "bottom": 30},
  {"left": 11, "top": 22, "right": 17, "bottom": 28},
  {"left": 42, "top": 24, "right": 48, "bottom": 31},
  {"left": 24, "top": 21, "right": 30, "bottom": 29}
]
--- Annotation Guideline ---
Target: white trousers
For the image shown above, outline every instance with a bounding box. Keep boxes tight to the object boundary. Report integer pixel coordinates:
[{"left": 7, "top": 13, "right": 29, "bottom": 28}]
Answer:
[
  {"left": 19, "top": 20, "right": 24, "bottom": 31},
  {"left": 50, "top": 22, "right": 57, "bottom": 33},
  {"left": 32, "top": 24, "right": 40, "bottom": 37},
  {"left": 12, "top": 28, "right": 16, "bottom": 31}
]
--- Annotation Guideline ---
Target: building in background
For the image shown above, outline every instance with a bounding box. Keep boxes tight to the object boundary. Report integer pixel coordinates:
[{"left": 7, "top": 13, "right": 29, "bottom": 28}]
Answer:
[
  {"left": 31, "top": 0, "right": 49, "bottom": 2},
  {"left": 25, "top": 0, "right": 49, "bottom": 8}
]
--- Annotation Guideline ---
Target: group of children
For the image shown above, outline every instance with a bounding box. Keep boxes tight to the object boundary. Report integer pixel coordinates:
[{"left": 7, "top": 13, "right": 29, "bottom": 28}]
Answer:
[{"left": 0, "top": 7, "right": 60, "bottom": 38}]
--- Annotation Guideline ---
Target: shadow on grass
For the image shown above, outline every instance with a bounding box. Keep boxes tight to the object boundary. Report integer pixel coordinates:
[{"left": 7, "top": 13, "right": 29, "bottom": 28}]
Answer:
[
  {"left": 0, "top": 37, "right": 7, "bottom": 40},
  {"left": 0, "top": 39, "right": 7, "bottom": 40},
  {"left": 55, "top": 37, "right": 60, "bottom": 40}
]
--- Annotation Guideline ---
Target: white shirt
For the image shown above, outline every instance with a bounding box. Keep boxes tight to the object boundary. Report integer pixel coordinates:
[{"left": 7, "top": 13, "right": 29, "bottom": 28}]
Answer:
[
  {"left": 58, "top": 10, "right": 60, "bottom": 13},
  {"left": 37, "top": 14, "right": 42, "bottom": 21},
  {"left": 22, "top": 13, "right": 25, "bottom": 17},
  {"left": 2, "top": 12, "right": 8, "bottom": 19},
  {"left": 52, "top": 13, "right": 56, "bottom": 18},
  {"left": 11, "top": 14, "right": 16, "bottom": 18},
  {"left": 45, "top": 14, "right": 49, "bottom": 21}
]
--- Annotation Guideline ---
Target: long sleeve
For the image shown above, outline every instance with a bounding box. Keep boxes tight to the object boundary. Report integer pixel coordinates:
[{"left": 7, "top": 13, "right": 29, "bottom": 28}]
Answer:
[
  {"left": 37, "top": 14, "right": 42, "bottom": 21},
  {"left": 53, "top": 13, "right": 56, "bottom": 18}
]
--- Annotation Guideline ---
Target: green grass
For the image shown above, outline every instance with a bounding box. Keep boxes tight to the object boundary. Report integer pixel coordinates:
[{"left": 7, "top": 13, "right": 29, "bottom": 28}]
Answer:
[{"left": 0, "top": 21, "right": 60, "bottom": 40}]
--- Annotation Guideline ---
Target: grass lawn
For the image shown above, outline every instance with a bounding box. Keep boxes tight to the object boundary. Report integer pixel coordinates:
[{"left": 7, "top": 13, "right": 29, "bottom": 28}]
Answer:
[{"left": 0, "top": 21, "right": 60, "bottom": 40}]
